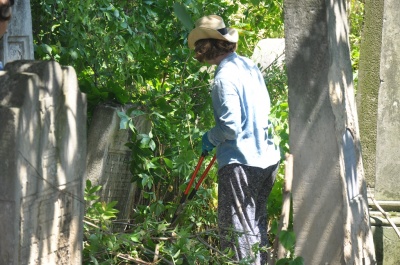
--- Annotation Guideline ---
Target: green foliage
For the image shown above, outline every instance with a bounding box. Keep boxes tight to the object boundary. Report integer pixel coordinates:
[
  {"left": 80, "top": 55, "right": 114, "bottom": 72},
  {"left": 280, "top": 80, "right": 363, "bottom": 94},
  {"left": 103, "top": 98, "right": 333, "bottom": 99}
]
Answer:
[
  {"left": 83, "top": 180, "right": 241, "bottom": 264},
  {"left": 349, "top": 0, "right": 365, "bottom": 87},
  {"left": 276, "top": 257, "right": 305, "bottom": 265}
]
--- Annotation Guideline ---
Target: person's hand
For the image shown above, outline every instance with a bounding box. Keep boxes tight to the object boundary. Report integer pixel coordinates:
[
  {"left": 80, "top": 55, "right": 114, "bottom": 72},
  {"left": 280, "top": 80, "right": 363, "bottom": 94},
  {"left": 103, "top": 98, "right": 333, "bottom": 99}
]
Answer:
[{"left": 202, "top": 132, "right": 215, "bottom": 154}]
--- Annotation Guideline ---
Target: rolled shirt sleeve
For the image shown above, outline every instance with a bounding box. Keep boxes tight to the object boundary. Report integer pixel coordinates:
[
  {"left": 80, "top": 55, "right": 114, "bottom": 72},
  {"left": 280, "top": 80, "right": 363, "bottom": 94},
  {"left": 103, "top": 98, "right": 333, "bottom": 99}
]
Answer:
[{"left": 209, "top": 78, "right": 242, "bottom": 145}]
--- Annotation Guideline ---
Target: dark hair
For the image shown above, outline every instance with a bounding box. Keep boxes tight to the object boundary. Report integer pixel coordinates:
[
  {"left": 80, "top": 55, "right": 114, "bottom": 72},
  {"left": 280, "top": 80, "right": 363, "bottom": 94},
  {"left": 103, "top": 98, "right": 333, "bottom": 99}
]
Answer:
[
  {"left": 0, "top": 0, "right": 14, "bottom": 22},
  {"left": 194, "top": 38, "right": 237, "bottom": 63}
]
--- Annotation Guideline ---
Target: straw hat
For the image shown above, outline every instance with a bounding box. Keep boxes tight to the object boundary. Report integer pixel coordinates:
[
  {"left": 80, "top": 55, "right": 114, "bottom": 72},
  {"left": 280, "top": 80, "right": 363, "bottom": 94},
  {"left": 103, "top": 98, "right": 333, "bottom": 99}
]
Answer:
[{"left": 188, "top": 15, "right": 239, "bottom": 49}]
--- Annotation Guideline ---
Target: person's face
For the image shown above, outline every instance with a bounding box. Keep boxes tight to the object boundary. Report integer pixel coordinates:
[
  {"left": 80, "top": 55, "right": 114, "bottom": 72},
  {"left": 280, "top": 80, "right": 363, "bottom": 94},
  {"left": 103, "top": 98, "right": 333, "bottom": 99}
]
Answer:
[{"left": 0, "top": 0, "right": 12, "bottom": 38}]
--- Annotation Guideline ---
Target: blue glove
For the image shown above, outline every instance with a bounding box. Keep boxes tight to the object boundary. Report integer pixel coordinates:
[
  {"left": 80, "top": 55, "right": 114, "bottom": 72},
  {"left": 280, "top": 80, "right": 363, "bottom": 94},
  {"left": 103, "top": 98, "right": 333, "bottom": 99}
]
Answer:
[{"left": 202, "top": 132, "right": 215, "bottom": 154}]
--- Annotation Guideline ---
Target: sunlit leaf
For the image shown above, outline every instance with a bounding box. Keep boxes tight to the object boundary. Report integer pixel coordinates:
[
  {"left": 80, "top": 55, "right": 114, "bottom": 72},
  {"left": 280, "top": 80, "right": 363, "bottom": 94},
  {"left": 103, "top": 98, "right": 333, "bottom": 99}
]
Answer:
[{"left": 173, "top": 3, "right": 193, "bottom": 30}]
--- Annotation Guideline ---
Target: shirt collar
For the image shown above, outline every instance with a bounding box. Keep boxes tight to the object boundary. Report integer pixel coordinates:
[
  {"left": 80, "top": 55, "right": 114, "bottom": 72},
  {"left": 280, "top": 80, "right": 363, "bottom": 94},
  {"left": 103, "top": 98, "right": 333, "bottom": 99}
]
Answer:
[{"left": 216, "top": 52, "right": 237, "bottom": 74}]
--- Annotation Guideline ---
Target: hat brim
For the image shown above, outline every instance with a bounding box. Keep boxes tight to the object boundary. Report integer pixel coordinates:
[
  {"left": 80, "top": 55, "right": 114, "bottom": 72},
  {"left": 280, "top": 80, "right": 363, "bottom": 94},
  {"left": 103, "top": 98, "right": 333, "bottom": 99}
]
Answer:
[{"left": 188, "top": 27, "right": 239, "bottom": 49}]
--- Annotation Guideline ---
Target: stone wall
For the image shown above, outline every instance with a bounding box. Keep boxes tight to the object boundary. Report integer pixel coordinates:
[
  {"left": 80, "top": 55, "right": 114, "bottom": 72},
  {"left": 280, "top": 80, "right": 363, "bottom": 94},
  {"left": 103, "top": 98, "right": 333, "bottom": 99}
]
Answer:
[{"left": 0, "top": 60, "right": 86, "bottom": 264}]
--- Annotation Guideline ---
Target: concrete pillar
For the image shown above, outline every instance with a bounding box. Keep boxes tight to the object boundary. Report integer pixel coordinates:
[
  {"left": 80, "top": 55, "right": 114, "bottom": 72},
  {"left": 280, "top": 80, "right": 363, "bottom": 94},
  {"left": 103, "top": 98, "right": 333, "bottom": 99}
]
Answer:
[
  {"left": 0, "top": 61, "right": 86, "bottom": 264},
  {"left": 284, "top": 0, "right": 375, "bottom": 263}
]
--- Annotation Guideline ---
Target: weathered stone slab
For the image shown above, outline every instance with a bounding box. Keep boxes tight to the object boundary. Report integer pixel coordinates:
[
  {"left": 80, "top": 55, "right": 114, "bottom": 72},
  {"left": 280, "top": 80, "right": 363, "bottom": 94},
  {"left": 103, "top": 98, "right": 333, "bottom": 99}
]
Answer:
[
  {"left": 0, "top": 0, "right": 34, "bottom": 64},
  {"left": 0, "top": 61, "right": 86, "bottom": 264},
  {"left": 87, "top": 104, "right": 152, "bottom": 227},
  {"left": 374, "top": 0, "right": 400, "bottom": 201},
  {"left": 285, "top": 0, "right": 375, "bottom": 263},
  {"left": 86, "top": 104, "right": 133, "bottom": 224},
  {"left": 251, "top": 38, "right": 285, "bottom": 72}
]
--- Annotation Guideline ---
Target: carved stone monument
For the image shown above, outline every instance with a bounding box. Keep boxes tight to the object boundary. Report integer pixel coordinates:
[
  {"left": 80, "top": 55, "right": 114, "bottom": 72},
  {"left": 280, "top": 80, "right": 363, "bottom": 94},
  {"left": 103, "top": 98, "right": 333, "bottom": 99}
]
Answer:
[
  {"left": 285, "top": 0, "right": 375, "bottom": 263},
  {"left": 0, "top": 0, "right": 34, "bottom": 65},
  {"left": 86, "top": 104, "right": 151, "bottom": 229},
  {"left": 0, "top": 61, "right": 86, "bottom": 264}
]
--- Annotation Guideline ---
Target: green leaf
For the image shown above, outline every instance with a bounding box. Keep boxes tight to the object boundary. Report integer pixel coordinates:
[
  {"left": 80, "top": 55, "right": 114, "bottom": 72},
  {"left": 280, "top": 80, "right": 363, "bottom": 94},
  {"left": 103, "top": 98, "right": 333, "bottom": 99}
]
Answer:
[
  {"left": 173, "top": 249, "right": 181, "bottom": 259},
  {"left": 117, "top": 111, "right": 131, "bottom": 129},
  {"left": 173, "top": 3, "right": 193, "bottom": 30},
  {"left": 41, "top": 43, "right": 52, "bottom": 55},
  {"left": 86, "top": 179, "right": 92, "bottom": 189},
  {"left": 156, "top": 97, "right": 174, "bottom": 113},
  {"left": 163, "top": 157, "right": 173, "bottom": 169},
  {"left": 292, "top": 257, "right": 305, "bottom": 265},
  {"left": 51, "top": 24, "right": 60, "bottom": 32},
  {"left": 276, "top": 258, "right": 291, "bottom": 265},
  {"left": 69, "top": 50, "right": 78, "bottom": 60},
  {"left": 139, "top": 134, "right": 151, "bottom": 148},
  {"left": 130, "top": 234, "right": 140, "bottom": 243},
  {"left": 279, "top": 230, "right": 296, "bottom": 251},
  {"left": 129, "top": 109, "right": 146, "bottom": 117},
  {"left": 149, "top": 139, "right": 156, "bottom": 151}
]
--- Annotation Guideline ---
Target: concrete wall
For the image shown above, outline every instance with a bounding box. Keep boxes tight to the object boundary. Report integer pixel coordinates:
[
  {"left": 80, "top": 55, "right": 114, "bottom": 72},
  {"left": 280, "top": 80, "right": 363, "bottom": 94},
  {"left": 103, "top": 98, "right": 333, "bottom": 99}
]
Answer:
[
  {"left": 284, "top": 0, "right": 375, "bottom": 263},
  {"left": 0, "top": 61, "right": 86, "bottom": 264}
]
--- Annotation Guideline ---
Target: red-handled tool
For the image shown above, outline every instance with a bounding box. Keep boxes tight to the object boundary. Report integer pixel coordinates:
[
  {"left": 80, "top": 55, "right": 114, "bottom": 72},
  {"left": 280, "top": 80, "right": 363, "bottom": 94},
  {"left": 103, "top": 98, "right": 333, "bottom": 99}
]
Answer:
[{"left": 170, "top": 151, "right": 216, "bottom": 227}]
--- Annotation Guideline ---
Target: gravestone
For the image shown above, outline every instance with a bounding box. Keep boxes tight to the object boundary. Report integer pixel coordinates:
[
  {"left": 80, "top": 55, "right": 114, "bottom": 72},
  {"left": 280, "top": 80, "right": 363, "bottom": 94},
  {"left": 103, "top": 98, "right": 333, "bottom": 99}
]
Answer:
[
  {"left": 357, "top": 0, "right": 400, "bottom": 264},
  {"left": 0, "top": 60, "right": 86, "bottom": 264},
  {"left": 0, "top": 0, "right": 34, "bottom": 66},
  {"left": 86, "top": 104, "right": 151, "bottom": 228},
  {"left": 374, "top": 0, "right": 400, "bottom": 202},
  {"left": 284, "top": 0, "right": 375, "bottom": 264},
  {"left": 251, "top": 38, "right": 285, "bottom": 72}
]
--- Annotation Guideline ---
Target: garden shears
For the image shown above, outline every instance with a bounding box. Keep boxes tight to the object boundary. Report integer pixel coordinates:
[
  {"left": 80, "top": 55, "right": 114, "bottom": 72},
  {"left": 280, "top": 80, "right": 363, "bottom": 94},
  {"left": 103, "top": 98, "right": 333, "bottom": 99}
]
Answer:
[{"left": 170, "top": 151, "right": 216, "bottom": 227}]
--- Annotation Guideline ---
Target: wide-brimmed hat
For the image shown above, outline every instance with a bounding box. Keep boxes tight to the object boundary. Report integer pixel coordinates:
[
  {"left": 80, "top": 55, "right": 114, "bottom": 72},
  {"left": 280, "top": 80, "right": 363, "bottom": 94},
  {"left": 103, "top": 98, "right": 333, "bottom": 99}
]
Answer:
[{"left": 188, "top": 15, "right": 239, "bottom": 49}]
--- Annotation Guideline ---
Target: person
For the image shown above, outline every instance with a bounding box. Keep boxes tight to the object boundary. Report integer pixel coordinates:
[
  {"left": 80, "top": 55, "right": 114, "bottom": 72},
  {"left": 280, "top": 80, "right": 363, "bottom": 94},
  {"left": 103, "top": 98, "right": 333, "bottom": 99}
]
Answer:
[
  {"left": 0, "top": 0, "right": 14, "bottom": 70},
  {"left": 187, "top": 15, "right": 281, "bottom": 264}
]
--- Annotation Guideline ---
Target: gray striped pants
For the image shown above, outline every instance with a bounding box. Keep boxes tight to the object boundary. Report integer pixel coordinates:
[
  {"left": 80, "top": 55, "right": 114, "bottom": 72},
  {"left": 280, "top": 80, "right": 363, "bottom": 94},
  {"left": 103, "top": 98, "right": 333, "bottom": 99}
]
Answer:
[{"left": 218, "top": 162, "right": 279, "bottom": 265}]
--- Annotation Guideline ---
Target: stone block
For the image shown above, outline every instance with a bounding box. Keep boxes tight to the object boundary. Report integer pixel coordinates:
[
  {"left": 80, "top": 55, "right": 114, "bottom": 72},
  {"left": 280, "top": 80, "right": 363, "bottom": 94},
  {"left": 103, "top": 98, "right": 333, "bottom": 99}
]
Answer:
[{"left": 0, "top": 60, "right": 86, "bottom": 264}]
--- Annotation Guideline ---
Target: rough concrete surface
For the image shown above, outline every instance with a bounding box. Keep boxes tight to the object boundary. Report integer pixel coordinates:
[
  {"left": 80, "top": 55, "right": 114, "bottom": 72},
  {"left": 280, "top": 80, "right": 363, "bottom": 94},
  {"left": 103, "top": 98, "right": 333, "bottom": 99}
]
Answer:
[
  {"left": 285, "top": 0, "right": 375, "bottom": 263},
  {"left": 375, "top": 0, "right": 400, "bottom": 201}
]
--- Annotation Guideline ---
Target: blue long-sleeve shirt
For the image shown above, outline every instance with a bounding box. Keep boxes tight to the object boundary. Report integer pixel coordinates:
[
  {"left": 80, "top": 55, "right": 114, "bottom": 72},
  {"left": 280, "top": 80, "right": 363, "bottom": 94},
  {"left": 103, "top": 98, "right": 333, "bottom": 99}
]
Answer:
[{"left": 207, "top": 52, "right": 281, "bottom": 170}]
